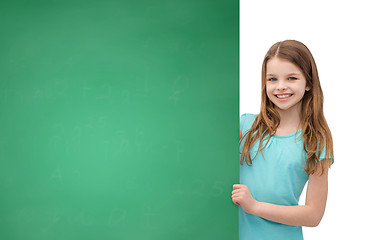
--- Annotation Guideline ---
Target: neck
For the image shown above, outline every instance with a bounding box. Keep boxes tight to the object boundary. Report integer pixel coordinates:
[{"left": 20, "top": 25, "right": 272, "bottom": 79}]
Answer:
[{"left": 275, "top": 103, "right": 302, "bottom": 135}]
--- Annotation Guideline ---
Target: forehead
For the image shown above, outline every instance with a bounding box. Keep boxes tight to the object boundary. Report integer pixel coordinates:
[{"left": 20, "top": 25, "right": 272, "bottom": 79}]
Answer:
[{"left": 266, "top": 57, "right": 303, "bottom": 76}]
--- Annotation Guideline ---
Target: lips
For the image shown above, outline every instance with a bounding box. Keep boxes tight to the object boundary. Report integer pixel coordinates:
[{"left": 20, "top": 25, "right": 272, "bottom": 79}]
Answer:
[{"left": 275, "top": 94, "right": 293, "bottom": 99}]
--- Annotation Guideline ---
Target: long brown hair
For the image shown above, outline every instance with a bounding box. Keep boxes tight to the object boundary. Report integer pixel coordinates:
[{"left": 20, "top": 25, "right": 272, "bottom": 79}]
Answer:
[{"left": 240, "top": 40, "right": 333, "bottom": 175}]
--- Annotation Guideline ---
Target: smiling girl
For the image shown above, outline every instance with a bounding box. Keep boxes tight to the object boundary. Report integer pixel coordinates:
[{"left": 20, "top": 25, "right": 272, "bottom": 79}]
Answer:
[{"left": 232, "top": 40, "right": 334, "bottom": 240}]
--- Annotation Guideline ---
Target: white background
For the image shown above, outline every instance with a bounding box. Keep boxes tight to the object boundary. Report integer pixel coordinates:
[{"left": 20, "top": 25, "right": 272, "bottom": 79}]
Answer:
[{"left": 240, "top": 0, "right": 381, "bottom": 239}]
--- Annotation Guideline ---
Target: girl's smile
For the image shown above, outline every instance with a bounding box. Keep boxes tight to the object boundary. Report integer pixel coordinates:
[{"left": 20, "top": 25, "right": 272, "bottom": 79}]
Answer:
[{"left": 275, "top": 93, "right": 293, "bottom": 100}]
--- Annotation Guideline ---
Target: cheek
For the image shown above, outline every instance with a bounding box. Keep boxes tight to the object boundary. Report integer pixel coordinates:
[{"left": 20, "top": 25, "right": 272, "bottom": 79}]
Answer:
[
  {"left": 265, "top": 84, "right": 274, "bottom": 98},
  {"left": 295, "top": 89, "right": 307, "bottom": 101}
]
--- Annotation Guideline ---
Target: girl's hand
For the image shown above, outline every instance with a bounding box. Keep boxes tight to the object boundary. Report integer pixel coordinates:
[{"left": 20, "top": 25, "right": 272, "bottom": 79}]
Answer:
[
  {"left": 232, "top": 184, "right": 258, "bottom": 215},
  {"left": 240, "top": 129, "right": 242, "bottom": 139}
]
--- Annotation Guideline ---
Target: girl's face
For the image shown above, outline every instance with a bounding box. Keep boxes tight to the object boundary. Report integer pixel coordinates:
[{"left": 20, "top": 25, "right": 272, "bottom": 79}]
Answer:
[{"left": 265, "top": 57, "right": 310, "bottom": 113}]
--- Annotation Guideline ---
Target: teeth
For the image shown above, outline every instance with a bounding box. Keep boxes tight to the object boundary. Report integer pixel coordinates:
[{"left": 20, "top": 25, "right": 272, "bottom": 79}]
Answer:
[{"left": 277, "top": 94, "right": 291, "bottom": 99}]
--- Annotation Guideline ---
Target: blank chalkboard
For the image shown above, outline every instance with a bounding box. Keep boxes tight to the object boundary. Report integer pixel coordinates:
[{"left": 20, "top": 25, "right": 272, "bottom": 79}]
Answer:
[{"left": 0, "top": 0, "right": 239, "bottom": 239}]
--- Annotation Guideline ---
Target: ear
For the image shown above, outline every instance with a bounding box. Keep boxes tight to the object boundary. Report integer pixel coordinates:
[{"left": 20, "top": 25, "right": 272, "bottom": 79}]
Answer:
[{"left": 306, "top": 86, "right": 311, "bottom": 91}]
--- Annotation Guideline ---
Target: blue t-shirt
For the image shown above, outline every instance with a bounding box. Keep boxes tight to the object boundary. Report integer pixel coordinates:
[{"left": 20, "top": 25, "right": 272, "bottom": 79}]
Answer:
[{"left": 239, "top": 113, "right": 330, "bottom": 240}]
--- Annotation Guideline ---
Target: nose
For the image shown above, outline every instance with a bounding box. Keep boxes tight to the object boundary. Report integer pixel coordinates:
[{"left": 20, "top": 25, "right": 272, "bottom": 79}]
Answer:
[{"left": 276, "top": 79, "right": 288, "bottom": 91}]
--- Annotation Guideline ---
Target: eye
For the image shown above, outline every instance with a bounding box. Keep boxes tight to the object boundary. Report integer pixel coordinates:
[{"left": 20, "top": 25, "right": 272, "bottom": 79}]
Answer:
[
  {"left": 268, "top": 78, "right": 277, "bottom": 82},
  {"left": 289, "top": 77, "right": 297, "bottom": 80}
]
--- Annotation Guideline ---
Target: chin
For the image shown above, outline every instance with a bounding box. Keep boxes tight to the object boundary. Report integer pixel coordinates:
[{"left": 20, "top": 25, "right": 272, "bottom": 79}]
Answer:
[{"left": 274, "top": 102, "right": 301, "bottom": 112}]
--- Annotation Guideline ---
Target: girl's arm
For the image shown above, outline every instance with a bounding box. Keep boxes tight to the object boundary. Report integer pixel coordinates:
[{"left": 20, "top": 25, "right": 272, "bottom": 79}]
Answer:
[{"left": 232, "top": 166, "right": 328, "bottom": 227}]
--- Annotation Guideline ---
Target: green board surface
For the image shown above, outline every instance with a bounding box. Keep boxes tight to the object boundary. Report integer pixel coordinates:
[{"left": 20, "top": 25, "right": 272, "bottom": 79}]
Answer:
[{"left": 0, "top": 0, "right": 239, "bottom": 239}]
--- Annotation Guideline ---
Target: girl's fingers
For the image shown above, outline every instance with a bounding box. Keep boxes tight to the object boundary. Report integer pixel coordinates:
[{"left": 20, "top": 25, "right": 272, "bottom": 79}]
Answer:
[
  {"left": 232, "top": 189, "right": 243, "bottom": 195},
  {"left": 232, "top": 184, "right": 248, "bottom": 206},
  {"left": 232, "top": 195, "right": 241, "bottom": 205},
  {"left": 233, "top": 184, "right": 244, "bottom": 190}
]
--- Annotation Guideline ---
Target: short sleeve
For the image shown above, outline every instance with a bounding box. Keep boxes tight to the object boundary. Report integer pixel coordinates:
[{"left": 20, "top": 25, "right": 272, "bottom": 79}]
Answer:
[
  {"left": 318, "top": 144, "right": 334, "bottom": 164},
  {"left": 240, "top": 113, "right": 257, "bottom": 132},
  {"left": 240, "top": 113, "right": 248, "bottom": 130}
]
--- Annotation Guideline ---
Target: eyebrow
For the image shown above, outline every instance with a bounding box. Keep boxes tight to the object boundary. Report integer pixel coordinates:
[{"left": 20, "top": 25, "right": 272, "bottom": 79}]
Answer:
[
  {"left": 266, "top": 73, "right": 301, "bottom": 76},
  {"left": 287, "top": 73, "right": 301, "bottom": 76}
]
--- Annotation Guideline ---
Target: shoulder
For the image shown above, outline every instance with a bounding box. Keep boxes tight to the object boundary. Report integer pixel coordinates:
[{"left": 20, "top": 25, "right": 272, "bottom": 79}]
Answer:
[
  {"left": 240, "top": 113, "right": 258, "bottom": 131},
  {"left": 240, "top": 113, "right": 258, "bottom": 122}
]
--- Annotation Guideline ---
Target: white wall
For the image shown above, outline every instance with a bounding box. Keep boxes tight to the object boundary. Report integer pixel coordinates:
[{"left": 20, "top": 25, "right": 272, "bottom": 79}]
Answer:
[{"left": 240, "top": 0, "right": 381, "bottom": 239}]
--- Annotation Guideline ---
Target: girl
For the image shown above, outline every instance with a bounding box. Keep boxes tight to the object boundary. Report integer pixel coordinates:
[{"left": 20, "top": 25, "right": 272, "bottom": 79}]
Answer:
[{"left": 231, "top": 40, "right": 334, "bottom": 240}]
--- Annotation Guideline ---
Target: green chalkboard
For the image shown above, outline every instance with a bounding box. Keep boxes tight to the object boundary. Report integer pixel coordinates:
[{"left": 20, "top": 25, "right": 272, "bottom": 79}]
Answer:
[{"left": 0, "top": 0, "right": 239, "bottom": 239}]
